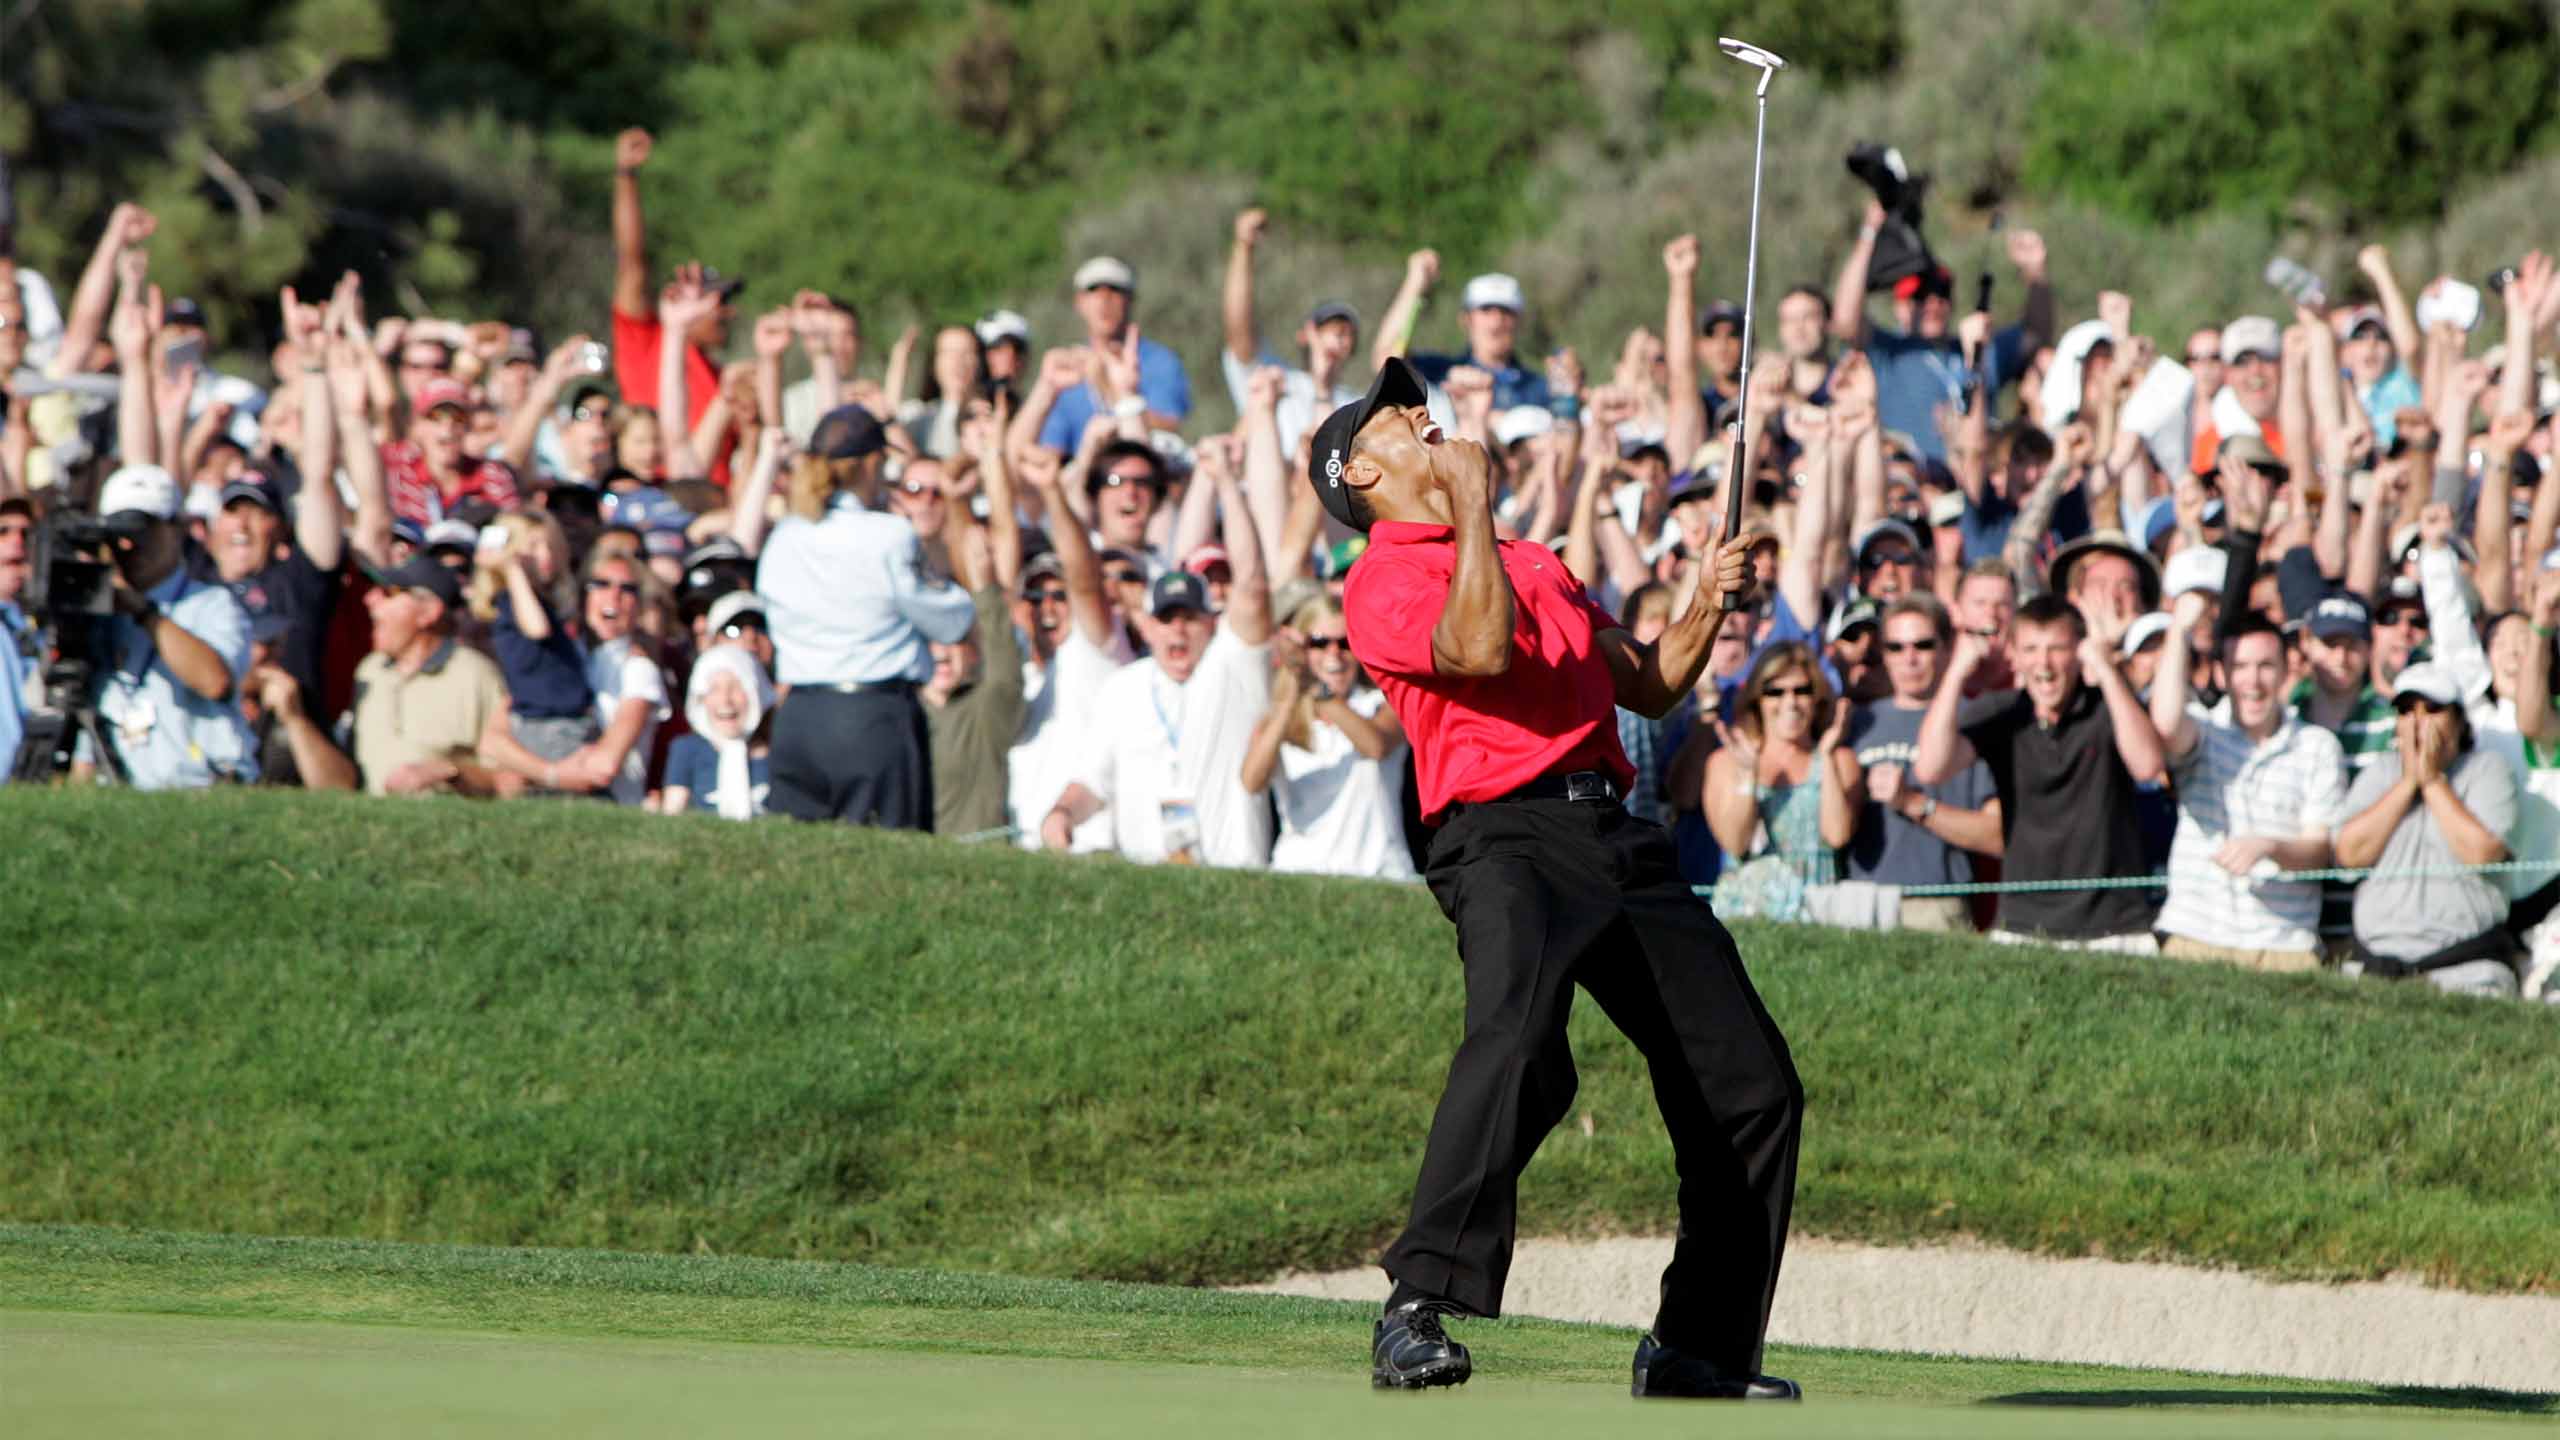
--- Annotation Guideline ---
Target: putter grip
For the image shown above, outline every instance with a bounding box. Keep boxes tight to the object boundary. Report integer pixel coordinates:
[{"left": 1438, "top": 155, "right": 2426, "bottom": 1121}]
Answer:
[{"left": 1721, "top": 431, "right": 1748, "bottom": 543}]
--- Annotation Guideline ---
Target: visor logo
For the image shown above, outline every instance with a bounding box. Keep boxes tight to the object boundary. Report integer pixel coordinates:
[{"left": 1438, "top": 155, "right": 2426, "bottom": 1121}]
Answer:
[{"left": 1325, "top": 451, "right": 1343, "bottom": 485}]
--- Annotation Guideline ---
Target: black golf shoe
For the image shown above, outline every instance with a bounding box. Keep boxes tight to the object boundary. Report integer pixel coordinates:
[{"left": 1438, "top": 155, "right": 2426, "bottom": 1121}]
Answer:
[
  {"left": 1629, "top": 1332, "right": 1802, "bottom": 1400},
  {"left": 1371, "top": 1298, "right": 1472, "bottom": 1390}
]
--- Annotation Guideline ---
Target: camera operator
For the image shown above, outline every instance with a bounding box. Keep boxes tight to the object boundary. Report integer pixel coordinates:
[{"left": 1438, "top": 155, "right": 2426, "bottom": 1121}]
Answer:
[{"left": 77, "top": 463, "right": 258, "bottom": 787}]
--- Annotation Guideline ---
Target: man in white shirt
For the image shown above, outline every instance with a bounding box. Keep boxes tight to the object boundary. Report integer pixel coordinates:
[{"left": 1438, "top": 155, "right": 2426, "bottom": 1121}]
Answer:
[
  {"left": 2149, "top": 599, "right": 2347, "bottom": 969},
  {"left": 1044, "top": 570, "right": 1271, "bottom": 866}
]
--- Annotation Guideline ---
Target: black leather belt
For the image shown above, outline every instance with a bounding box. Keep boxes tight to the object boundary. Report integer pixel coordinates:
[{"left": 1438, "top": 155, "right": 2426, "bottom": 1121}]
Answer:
[
  {"left": 799, "top": 678, "right": 918, "bottom": 695},
  {"left": 1484, "top": 770, "right": 1622, "bottom": 805}
]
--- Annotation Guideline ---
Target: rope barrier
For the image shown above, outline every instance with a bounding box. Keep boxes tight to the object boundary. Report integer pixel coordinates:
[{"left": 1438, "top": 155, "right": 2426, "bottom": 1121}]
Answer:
[{"left": 1690, "top": 857, "right": 2560, "bottom": 899}]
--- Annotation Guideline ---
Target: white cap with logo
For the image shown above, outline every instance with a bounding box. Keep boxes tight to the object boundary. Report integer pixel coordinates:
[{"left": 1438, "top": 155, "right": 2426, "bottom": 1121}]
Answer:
[
  {"left": 1072, "top": 257, "right": 1136, "bottom": 294},
  {"left": 2390, "top": 660, "right": 2462, "bottom": 708},
  {"left": 1461, "top": 273, "right": 1526, "bottom": 314},
  {"left": 2164, "top": 544, "right": 2227, "bottom": 599},
  {"left": 98, "top": 464, "right": 182, "bottom": 522}
]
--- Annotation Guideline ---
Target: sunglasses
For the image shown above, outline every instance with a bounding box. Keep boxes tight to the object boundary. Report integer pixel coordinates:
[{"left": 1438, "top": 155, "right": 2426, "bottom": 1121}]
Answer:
[
  {"left": 1104, "top": 568, "right": 1145, "bottom": 586},
  {"left": 1023, "top": 587, "right": 1069, "bottom": 605},
  {"left": 2376, "top": 609, "right": 2429, "bottom": 630},
  {"left": 586, "top": 579, "right": 640, "bottom": 596},
  {"left": 1860, "top": 551, "right": 1919, "bottom": 572},
  {"left": 1095, "top": 471, "right": 1157, "bottom": 490},
  {"left": 1764, "top": 683, "right": 1818, "bottom": 699},
  {"left": 2394, "top": 696, "right": 2451, "bottom": 715},
  {"left": 570, "top": 402, "right": 614, "bottom": 423},
  {"left": 1302, "top": 636, "right": 1351, "bottom": 652},
  {"left": 1882, "top": 638, "right": 1939, "bottom": 654},
  {"left": 895, "top": 478, "right": 941, "bottom": 497},
  {"left": 717, "top": 617, "right": 767, "bottom": 638}
]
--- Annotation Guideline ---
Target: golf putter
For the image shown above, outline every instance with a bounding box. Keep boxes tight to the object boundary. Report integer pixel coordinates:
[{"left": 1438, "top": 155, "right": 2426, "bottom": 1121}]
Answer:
[{"left": 1718, "top": 37, "right": 1788, "bottom": 548}]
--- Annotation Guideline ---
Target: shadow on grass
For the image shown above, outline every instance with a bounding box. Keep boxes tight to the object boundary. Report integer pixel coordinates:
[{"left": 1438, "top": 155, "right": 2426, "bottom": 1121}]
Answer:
[{"left": 1984, "top": 1387, "right": 2556, "bottom": 1415}]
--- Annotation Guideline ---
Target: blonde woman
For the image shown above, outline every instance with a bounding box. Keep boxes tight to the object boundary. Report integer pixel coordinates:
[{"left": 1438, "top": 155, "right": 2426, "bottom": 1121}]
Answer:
[
  {"left": 1240, "top": 594, "right": 1415, "bottom": 879},
  {"left": 468, "top": 511, "right": 595, "bottom": 769},
  {"left": 752, "top": 404, "right": 975, "bottom": 828},
  {"left": 1705, "top": 641, "right": 1860, "bottom": 920}
]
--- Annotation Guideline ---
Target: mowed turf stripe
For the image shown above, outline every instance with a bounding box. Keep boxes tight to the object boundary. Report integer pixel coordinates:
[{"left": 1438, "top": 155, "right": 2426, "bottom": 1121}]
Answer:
[{"left": 1, "top": 1225, "right": 2551, "bottom": 1431}]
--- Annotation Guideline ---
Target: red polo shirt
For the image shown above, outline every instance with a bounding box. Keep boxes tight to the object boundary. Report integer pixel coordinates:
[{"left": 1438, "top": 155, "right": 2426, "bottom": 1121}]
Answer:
[{"left": 1343, "top": 520, "right": 1633, "bottom": 822}]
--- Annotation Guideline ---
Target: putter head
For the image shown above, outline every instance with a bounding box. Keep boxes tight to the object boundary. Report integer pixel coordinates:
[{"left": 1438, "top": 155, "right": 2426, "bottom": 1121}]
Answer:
[{"left": 1716, "top": 37, "right": 1789, "bottom": 71}]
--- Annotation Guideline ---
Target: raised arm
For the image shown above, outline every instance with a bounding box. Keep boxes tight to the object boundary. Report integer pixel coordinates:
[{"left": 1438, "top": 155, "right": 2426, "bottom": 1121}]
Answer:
[
  {"left": 1429, "top": 439, "right": 1514, "bottom": 677},
  {"left": 973, "top": 390, "right": 1023, "bottom": 594},
  {"left": 2006, "top": 228, "right": 2054, "bottom": 354},
  {"left": 1239, "top": 364, "right": 1293, "bottom": 575},
  {"left": 1223, "top": 208, "right": 1266, "bottom": 366},
  {"left": 1206, "top": 436, "right": 1272, "bottom": 645},
  {"left": 2355, "top": 244, "right": 2422, "bottom": 372},
  {"left": 327, "top": 337, "right": 392, "bottom": 569},
  {"left": 2477, "top": 408, "right": 2530, "bottom": 613},
  {"left": 2517, "top": 568, "right": 2559, "bottom": 744},
  {"left": 1662, "top": 234, "right": 1707, "bottom": 473},
  {"left": 279, "top": 285, "right": 344, "bottom": 571},
  {"left": 50, "top": 203, "right": 152, "bottom": 379},
  {"left": 1370, "top": 248, "right": 1438, "bottom": 372},
  {"left": 726, "top": 427, "right": 785, "bottom": 557},
  {"left": 1007, "top": 346, "right": 1083, "bottom": 458},
  {"left": 1600, "top": 534, "right": 1751, "bottom": 718},
  {"left": 610, "top": 128, "right": 654, "bottom": 320},
  {"left": 1829, "top": 201, "right": 1881, "bottom": 345},
  {"left": 1911, "top": 630, "right": 1986, "bottom": 785},
  {"left": 1775, "top": 410, "right": 1836, "bottom": 625},
  {"left": 656, "top": 265, "right": 716, "bottom": 480},
  {"left": 1016, "top": 444, "right": 1115, "bottom": 651},
  {"left": 108, "top": 250, "right": 159, "bottom": 468},
  {"left": 2079, "top": 607, "right": 2165, "bottom": 785},
  {"left": 2149, "top": 590, "right": 2210, "bottom": 760}
]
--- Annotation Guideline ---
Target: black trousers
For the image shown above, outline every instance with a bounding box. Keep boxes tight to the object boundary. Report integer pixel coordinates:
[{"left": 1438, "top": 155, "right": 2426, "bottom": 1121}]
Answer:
[
  {"left": 767, "top": 686, "right": 932, "bottom": 831},
  {"left": 1381, "top": 796, "right": 1802, "bottom": 1378}
]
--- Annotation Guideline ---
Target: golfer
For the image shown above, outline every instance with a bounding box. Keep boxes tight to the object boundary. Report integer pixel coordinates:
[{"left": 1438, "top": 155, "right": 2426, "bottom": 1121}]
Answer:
[{"left": 1313, "top": 357, "right": 1803, "bottom": 1401}]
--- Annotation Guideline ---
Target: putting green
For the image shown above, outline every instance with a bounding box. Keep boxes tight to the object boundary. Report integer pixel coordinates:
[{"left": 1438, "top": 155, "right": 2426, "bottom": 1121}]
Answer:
[{"left": 0, "top": 1308, "right": 2543, "bottom": 1440}]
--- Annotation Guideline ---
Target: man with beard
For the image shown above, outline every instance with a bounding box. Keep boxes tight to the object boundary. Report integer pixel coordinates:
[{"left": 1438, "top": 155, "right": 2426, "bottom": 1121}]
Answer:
[
  {"left": 2148, "top": 600, "right": 2348, "bottom": 972},
  {"left": 1914, "top": 592, "right": 2167, "bottom": 950}
]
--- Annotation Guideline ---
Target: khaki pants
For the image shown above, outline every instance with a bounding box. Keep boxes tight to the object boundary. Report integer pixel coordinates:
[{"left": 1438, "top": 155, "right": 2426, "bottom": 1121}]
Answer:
[
  {"left": 2161, "top": 933, "right": 2321, "bottom": 974},
  {"left": 1896, "top": 896, "right": 1974, "bottom": 934}
]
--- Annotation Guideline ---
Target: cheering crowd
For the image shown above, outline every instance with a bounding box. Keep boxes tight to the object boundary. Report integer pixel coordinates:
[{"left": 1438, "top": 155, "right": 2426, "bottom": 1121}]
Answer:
[{"left": 2, "top": 128, "right": 2556, "bottom": 998}]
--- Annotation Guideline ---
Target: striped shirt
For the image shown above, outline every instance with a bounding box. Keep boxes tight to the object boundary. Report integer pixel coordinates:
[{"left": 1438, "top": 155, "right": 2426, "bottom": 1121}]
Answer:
[
  {"left": 2287, "top": 679, "right": 2392, "bottom": 771},
  {"left": 2158, "top": 701, "right": 2347, "bottom": 954}
]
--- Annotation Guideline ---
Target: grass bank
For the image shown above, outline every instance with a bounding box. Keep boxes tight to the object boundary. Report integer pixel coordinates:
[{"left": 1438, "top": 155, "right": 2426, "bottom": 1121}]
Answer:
[
  {"left": 3, "top": 1225, "right": 2549, "bottom": 1436},
  {"left": 4, "top": 790, "right": 2557, "bottom": 1292}
]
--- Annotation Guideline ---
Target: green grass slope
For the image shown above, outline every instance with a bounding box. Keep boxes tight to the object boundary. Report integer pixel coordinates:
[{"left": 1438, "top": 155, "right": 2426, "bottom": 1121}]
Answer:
[
  {"left": 3, "top": 1226, "right": 2549, "bottom": 1435},
  {"left": 4, "top": 790, "right": 2558, "bottom": 1293}
]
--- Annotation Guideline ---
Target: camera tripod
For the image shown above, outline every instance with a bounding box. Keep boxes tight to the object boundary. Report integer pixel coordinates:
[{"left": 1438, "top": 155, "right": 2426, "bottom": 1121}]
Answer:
[{"left": 9, "top": 654, "right": 130, "bottom": 786}]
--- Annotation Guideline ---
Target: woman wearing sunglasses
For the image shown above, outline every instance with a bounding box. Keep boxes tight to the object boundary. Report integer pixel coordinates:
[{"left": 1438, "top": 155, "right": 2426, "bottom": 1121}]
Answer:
[
  {"left": 573, "top": 546, "right": 670, "bottom": 806},
  {"left": 1704, "top": 641, "right": 1860, "bottom": 921},
  {"left": 1239, "top": 594, "right": 1415, "bottom": 880}
]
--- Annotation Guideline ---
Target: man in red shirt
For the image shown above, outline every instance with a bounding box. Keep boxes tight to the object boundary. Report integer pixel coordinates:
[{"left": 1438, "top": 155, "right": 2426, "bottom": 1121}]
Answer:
[
  {"left": 1316, "top": 358, "right": 1802, "bottom": 1402},
  {"left": 383, "top": 377, "right": 518, "bottom": 526},
  {"left": 608, "top": 127, "right": 733, "bottom": 448}
]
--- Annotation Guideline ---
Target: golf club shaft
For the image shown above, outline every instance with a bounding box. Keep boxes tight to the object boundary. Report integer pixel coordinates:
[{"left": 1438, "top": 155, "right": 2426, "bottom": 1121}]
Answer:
[{"left": 1722, "top": 86, "right": 1771, "bottom": 545}]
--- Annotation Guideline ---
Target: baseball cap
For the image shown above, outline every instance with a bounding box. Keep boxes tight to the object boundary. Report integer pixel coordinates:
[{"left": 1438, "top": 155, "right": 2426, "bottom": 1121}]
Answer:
[
  {"left": 1823, "top": 597, "right": 1881, "bottom": 645},
  {"left": 1494, "top": 405, "right": 1555, "bottom": 448},
  {"left": 975, "top": 309, "right": 1031, "bottom": 348},
  {"left": 2218, "top": 431, "right": 2283, "bottom": 476},
  {"left": 1665, "top": 469, "right": 1720, "bottom": 509},
  {"left": 2220, "top": 316, "right": 2282, "bottom": 364},
  {"left": 1183, "top": 542, "right": 1231, "bottom": 577},
  {"left": 1306, "top": 299, "right": 1361, "bottom": 329},
  {"left": 1271, "top": 576, "right": 1324, "bottom": 629},
  {"left": 164, "top": 297, "right": 208, "bottom": 328},
  {"left": 1700, "top": 300, "right": 1745, "bottom": 335},
  {"left": 365, "top": 553, "right": 465, "bottom": 610},
  {"left": 1460, "top": 273, "right": 1525, "bottom": 314},
  {"left": 2333, "top": 304, "right": 2387, "bottom": 340},
  {"left": 99, "top": 463, "right": 181, "bottom": 522},
  {"left": 2390, "top": 523, "right": 2477, "bottom": 565},
  {"left": 705, "top": 589, "right": 768, "bottom": 635},
  {"left": 390, "top": 517, "right": 427, "bottom": 550},
  {"left": 1852, "top": 518, "right": 1923, "bottom": 565},
  {"left": 644, "top": 527, "right": 690, "bottom": 559},
  {"left": 422, "top": 519, "right": 478, "bottom": 556},
  {"left": 1891, "top": 268, "right": 1953, "bottom": 302},
  {"left": 809, "top": 405, "right": 888, "bottom": 461},
  {"left": 415, "top": 377, "right": 471, "bottom": 415},
  {"left": 2120, "top": 611, "right": 2174, "bottom": 659},
  {"left": 1307, "top": 355, "right": 1431, "bottom": 533},
  {"left": 503, "top": 327, "right": 539, "bottom": 364},
  {"left": 2164, "top": 544, "right": 2227, "bottom": 599},
  {"left": 605, "top": 486, "right": 691, "bottom": 534},
  {"left": 183, "top": 484, "right": 222, "bottom": 525},
  {"left": 1148, "top": 570, "right": 1210, "bottom": 618},
  {"left": 698, "top": 267, "right": 746, "bottom": 300},
  {"left": 216, "top": 470, "right": 286, "bottom": 514},
  {"left": 2137, "top": 495, "right": 2178, "bottom": 552},
  {"left": 1073, "top": 256, "right": 1136, "bottom": 294},
  {"left": 2306, "top": 593, "right": 2372, "bottom": 641},
  {"left": 1019, "top": 551, "right": 1066, "bottom": 591},
  {"left": 2391, "top": 660, "right": 2461, "bottom": 708}
]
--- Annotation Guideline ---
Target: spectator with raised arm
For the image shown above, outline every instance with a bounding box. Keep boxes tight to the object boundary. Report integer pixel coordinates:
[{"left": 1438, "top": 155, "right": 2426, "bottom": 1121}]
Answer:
[
  {"left": 2335, "top": 662, "right": 2519, "bottom": 997},
  {"left": 781, "top": 291, "right": 859, "bottom": 448},
  {"left": 2339, "top": 245, "right": 2423, "bottom": 450},
  {"left": 2191, "top": 315, "right": 2286, "bottom": 475},
  {"left": 1829, "top": 200, "right": 2052, "bottom": 459},
  {"left": 1407, "top": 272, "right": 1551, "bottom": 414},
  {"left": 1026, "top": 256, "right": 1190, "bottom": 455},
  {"left": 1007, "top": 440, "right": 1132, "bottom": 851},
  {"left": 1705, "top": 642, "right": 1860, "bottom": 921},
  {"left": 1843, "top": 593, "right": 2003, "bottom": 932},
  {"left": 1914, "top": 593, "right": 2165, "bottom": 951},
  {"left": 1223, "top": 207, "right": 1365, "bottom": 462},
  {"left": 607, "top": 128, "right": 734, "bottom": 448},
  {"left": 922, "top": 408, "right": 1028, "bottom": 837},
  {"left": 2148, "top": 589, "right": 2347, "bottom": 972}
]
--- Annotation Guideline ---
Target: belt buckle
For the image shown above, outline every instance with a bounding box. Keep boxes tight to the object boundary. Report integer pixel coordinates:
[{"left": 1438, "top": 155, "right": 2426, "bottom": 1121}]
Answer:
[{"left": 1564, "top": 771, "right": 1612, "bottom": 804}]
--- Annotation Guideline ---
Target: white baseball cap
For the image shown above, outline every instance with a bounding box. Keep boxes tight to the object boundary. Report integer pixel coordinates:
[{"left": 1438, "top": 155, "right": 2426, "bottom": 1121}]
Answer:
[
  {"left": 2219, "top": 316, "right": 2282, "bottom": 364},
  {"left": 1494, "top": 405, "right": 1554, "bottom": 448},
  {"left": 2391, "top": 660, "right": 2461, "bottom": 708},
  {"left": 98, "top": 463, "right": 181, "bottom": 521},
  {"left": 974, "top": 308, "right": 1031, "bottom": 348},
  {"left": 2164, "top": 544, "right": 2227, "bottom": 599},
  {"left": 1072, "top": 256, "right": 1136, "bottom": 294},
  {"left": 2120, "top": 610, "right": 2174, "bottom": 659},
  {"left": 1461, "top": 273, "right": 1526, "bottom": 314}
]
